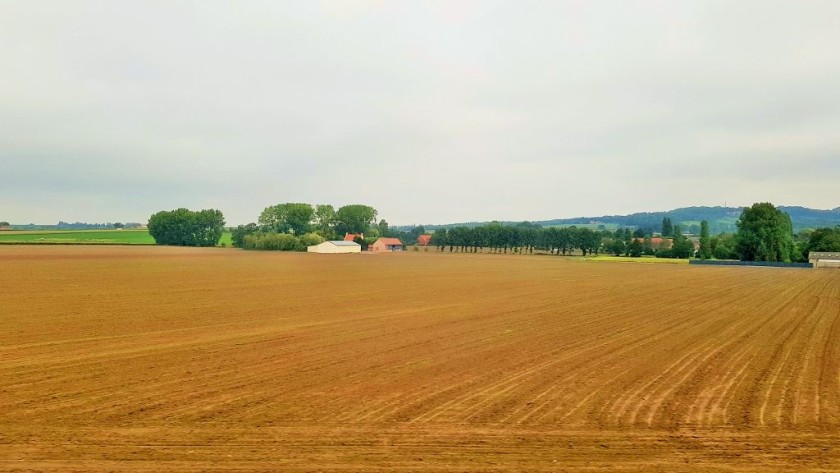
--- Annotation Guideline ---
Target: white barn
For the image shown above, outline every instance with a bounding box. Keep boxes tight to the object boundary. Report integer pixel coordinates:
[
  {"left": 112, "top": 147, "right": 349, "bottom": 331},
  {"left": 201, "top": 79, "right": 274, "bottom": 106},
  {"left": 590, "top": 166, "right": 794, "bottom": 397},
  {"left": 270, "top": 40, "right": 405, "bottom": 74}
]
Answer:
[
  {"left": 809, "top": 252, "right": 840, "bottom": 268},
  {"left": 307, "top": 241, "right": 361, "bottom": 254}
]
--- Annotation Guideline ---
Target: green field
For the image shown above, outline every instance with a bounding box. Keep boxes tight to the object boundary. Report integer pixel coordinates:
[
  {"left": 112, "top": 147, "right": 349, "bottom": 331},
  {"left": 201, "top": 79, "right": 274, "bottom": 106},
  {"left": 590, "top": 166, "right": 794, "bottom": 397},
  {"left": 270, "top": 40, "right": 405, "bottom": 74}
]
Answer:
[
  {"left": 586, "top": 255, "right": 690, "bottom": 264},
  {"left": 0, "top": 230, "right": 234, "bottom": 246}
]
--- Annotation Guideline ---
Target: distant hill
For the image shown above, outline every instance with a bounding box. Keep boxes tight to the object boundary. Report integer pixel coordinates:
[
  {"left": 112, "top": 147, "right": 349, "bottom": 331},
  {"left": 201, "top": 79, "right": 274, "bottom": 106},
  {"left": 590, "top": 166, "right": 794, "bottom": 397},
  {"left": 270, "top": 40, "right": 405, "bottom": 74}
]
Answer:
[
  {"left": 406, "top": 206, "right": 840, "bottom": 235},
  {"left": 537, "top": 206, "right": 840, "bottom": 234}
]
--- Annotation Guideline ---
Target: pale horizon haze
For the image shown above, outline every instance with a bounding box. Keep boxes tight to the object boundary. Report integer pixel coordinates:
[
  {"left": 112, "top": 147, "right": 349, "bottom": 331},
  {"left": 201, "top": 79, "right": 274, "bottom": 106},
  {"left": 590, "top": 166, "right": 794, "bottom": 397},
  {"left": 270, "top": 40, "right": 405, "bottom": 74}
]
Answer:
[{"left": 1, "top": 1, "right": 839, "bottom": 226}]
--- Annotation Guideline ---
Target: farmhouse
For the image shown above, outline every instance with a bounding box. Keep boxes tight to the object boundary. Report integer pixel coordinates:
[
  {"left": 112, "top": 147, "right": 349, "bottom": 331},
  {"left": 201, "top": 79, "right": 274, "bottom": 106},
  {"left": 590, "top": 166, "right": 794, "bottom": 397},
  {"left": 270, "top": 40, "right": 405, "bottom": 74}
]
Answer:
[
  {"left": 370, "top": 237, "right": 404, "bottom": 252},
  {"left": 417, "top": 234, "right": 432, "bottom": 246},
  {"left": 307, "top": 241, "right": 361, "bottom": 254},
  {"left": 808, "top": 252, "right": 840, "bottom": 268},
  {"left": 343, "top": 233, "right": 364, "bottom": 242},
  {"left": 633, "top": 237, "right": 673, "bottom": 249}
]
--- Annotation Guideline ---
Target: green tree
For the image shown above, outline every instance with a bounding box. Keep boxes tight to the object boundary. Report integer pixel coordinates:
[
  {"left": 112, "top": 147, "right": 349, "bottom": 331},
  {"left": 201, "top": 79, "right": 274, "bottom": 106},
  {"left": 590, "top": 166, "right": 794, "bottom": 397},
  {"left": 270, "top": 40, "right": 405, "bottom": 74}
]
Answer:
[
  {"left": 148, "top": 208, "right": 225, "bottom": 247},
  {"left": 643, "top": 235, "right": 655, "bottom": 255},
  {"left": 314, "top": 204, "right": 337, "bottom": 238},
  {"left": 258, "top": 203, "right": 314, "bottom": 235},
  {"left": 431, "top": 229, "right": 448, "bottom": 251},
  {"left": 672, "top": 228, "right": 695, "bottom": 258},
  {"left": 608, "top": 238, "right": 626, "bottom": 256},
  {"left": 231, "top": 222, "right": 259, "bottom": 248},
  {"left": 661, "top": 217, "right": 673, "bottom": 237},
  {"left": 0, "top": 221, "right": 9, "bottom": 226},
  {"left": 377, "top": 219, "right": 392, "bottom": 237},
  {"left": 735, "top": 203, "right": 796, "bottom": 262},
  {"left": 802, "top": 227, "right": 840, "bottom": 256},
  {"left": 699, "top": 220, "right": 712, "bottom": 259},
  {"left": 712, "top": 233, "right": 738, "bottom": 259},
  {"left": 628, "top": 240, "right": 644, "bottom": 257},
  {"left": 335, "top": 205, "right": 377, "bottom": 234}
]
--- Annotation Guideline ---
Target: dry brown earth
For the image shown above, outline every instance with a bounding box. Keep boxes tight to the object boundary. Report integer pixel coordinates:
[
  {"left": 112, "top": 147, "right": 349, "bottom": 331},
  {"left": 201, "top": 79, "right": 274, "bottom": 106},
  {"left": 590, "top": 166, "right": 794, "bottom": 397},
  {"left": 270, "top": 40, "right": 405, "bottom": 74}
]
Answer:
[{"left": 1, "top": 246, "right": 839, "bottom": 471}]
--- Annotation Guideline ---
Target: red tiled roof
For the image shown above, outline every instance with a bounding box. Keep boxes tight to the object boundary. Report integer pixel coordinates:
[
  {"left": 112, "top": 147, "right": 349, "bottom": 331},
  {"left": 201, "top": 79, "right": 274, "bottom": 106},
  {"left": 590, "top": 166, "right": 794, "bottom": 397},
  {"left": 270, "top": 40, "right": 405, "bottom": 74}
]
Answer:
[
  {"left": 417, "top": 235, "right": 432, "bottom": 245},
  {"left": 633, "top": 237, "right": 672, "bottom": 245},
  {"left": 377, "top": 238, "right": 404, "bottom": 246},
  {"left": 344, "top": 233, "right": 363, "bottom": 241}
]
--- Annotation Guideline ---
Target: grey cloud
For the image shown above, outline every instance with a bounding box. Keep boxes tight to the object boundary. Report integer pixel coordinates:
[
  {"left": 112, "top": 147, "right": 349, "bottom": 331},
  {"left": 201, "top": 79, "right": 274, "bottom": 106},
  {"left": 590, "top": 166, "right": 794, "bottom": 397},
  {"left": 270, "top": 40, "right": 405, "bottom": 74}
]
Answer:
[{"left": 1, "top": 0, "right": 839, "bottom": 225}]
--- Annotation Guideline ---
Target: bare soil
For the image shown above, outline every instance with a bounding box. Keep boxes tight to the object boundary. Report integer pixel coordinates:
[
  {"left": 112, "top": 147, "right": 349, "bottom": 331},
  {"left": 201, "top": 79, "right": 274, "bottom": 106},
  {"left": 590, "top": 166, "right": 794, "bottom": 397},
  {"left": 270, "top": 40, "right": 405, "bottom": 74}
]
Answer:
[{"left": 1, "top": 246, "right": 839, "bottom": 471}]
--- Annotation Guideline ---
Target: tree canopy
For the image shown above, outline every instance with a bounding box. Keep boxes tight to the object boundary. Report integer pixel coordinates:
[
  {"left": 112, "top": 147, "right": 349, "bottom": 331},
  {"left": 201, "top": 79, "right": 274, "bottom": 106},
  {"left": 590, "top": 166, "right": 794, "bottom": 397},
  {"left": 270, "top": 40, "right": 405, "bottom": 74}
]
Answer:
[
  {"left": 698, "top": 220, "right": 712, "bottom": 259},
  {"left": 802, "top": 227, "right": 840, "bottom": 255},
  {"left": 232, "top": 202, "right": 381, "bottom": 251},
  {"left": 148, "top": 208, "right": 225, "bottom": 247},
  {"left": 335, "top": 205, "right": 378, "bottom": 235},
  {"left": 735, "top": 203, "right": 796, "bottom": 262},
  {"left": 661, "top": 217, "right": 673, "bottom": 237},
  {"left": 258, "top": 203, "right": 315, "bottom": 235}
]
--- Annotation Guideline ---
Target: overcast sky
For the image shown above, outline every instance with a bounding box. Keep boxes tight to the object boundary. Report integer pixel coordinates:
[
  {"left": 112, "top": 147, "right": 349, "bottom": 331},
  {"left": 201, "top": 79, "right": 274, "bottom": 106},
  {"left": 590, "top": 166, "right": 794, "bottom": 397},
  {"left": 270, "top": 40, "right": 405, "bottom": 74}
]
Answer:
[{"left": 1, "top": 1, "right": 838, "bottom": 226}]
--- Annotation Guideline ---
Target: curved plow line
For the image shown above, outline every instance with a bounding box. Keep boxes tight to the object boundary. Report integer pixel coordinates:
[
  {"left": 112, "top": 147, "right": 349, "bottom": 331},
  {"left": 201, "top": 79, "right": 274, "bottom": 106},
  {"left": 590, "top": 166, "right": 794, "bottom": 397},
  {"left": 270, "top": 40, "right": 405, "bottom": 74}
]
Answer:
[
  {"left": 556, "top": 367, "right": 633, "bottom": 423},
  {"left": 498, "top": 315, "right": 668, "bottom": 424},
  {"left": 785, "top": 285, "right": 830, "bottom": 425},
  {"left": 354, "top": 380, "right": 480, "bottom": 423},
  {"left": 717, "top": 288, "right": 820, "bottom": 426},
  {"left": 678, "top": 280, "right": 810, "bottom": 427},
  {"left": 624, "top": 285, "right": 792, "bottom": 427},
  {"left": 361, "top": 332, "right": 602, "bottom": 422},
  {"left": 816, "top": 277, "right": 840, "bottom": 424},
  {"left": 596, "top": 285, "right": 757, "bottom": 425},
  {"left": 607, "top": 334, "right": 716, "bottom": 425},
  {"left": 410, "top": 311, "right": 648, "bottom": 424},
  {"left": 759, "top": 342, "right": 801, "bottom": 426},
  {"left": 642, "top": 341, "right": 734, "bottom": 426},
  {"left": 756, "top": 297, "right": 816, "bottom": 427},
  {"left": 817, "top": 320, "right": 840, "bottom": 424},
  {"left": 685, "top": 286, "right": 811, "bottom": 427},
  {"left": 593, "top": 318, "right": 723, "bottom": 423},
  {"left": 700, "top": 299, "right": 804, "bottom": 427},
  {"left": 358, "top": 304, "right": 629, "bottom": 422},
  {"left": 411, "top": 350, "right": 590, "bottom": 423},
  {"left": 683, "top": 345, "right": 754, "bottom": 426},
  {"left": 441, "top": 299, "right": 700, "bottom": 424},
  {"left": 526, "top": 314, "right": 709, "bottom": 425},
  {"left": 503, "top": 350, "right": 636, "bottom": 425},
  {"left": 704, "top": 361, "right": 751, "bottom": 426},
  {"left": 612, "top": 310, "right": 748, "bottom": 427}
]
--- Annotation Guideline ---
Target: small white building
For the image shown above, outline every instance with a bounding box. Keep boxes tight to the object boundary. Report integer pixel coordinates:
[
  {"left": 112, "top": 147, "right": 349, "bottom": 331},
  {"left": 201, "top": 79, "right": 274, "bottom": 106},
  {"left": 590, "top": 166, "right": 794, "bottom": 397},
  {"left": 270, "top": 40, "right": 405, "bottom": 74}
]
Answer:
[
  {"left": 809, "top": 252, "right": 840, "bottom": 268},
  {"left": 307, "top": 241, "right": 362, "bottom": 254}
]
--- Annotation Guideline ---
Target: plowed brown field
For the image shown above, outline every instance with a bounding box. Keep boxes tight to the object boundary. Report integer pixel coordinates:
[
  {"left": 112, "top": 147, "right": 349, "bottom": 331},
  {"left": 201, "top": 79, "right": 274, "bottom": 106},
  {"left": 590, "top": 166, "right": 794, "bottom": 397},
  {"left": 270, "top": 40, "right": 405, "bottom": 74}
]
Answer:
[{"left": 2, "top": 246, "right": 839, "bottom": 472}]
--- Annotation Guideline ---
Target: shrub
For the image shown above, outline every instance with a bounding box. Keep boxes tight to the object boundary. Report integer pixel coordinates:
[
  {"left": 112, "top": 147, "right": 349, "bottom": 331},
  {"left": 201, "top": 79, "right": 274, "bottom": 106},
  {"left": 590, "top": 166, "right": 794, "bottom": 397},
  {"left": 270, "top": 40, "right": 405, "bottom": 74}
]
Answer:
[
  {"left": 299, "top": 232, "right": 325, "bottom": 247},
  {"left": 243, "top": 233, "right": 304, "bottom": 251}
]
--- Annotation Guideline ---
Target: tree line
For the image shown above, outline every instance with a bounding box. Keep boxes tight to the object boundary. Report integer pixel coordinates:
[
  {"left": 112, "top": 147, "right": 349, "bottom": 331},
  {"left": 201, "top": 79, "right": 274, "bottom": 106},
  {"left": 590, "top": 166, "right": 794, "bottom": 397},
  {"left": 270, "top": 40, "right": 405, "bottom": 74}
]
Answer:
[
  {"left": 144, "top": 202, "right": 840, "bottom": 261},
  {"left": 427, "top": 222, "right": 694, "bottom": 257}
]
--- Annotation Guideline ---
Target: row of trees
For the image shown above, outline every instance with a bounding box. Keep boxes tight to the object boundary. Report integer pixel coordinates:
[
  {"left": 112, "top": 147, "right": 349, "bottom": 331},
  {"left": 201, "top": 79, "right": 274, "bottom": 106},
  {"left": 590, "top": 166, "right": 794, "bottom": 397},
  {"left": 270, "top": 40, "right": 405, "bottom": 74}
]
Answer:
[
  {"left": 430, "top": 224, "right": 612, "bottom": 256},
  {"left": 422, "top": 203, "right": 836, "bottom": 262}
]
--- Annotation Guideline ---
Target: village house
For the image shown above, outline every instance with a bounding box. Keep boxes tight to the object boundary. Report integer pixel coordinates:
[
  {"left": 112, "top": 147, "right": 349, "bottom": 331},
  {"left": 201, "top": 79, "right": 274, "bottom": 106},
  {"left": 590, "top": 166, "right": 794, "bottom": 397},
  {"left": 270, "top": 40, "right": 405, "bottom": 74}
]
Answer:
[
  {"left": 416, "top": 234, "right": 432, "bottom": 246},
  {"left": 369, "top": 237, "right": 404, "bottom": 252}
]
